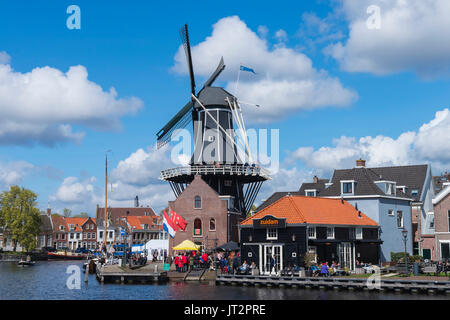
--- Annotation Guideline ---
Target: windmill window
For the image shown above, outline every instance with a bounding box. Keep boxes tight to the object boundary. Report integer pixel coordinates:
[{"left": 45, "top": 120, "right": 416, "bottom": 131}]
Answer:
[
  {"left": 194, "top": 196, "right": 202, "bottom": 209},
  {"left": 209, "top": 218, "right": 216, "bottom": 231},
  {"left": 194, "top": 218, "right": 202, "bottom": 236}
]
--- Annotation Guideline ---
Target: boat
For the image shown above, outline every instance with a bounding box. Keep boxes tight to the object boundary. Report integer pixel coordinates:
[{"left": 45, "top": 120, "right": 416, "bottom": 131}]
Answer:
[
  {"left": 47, "top": 251, "right": 85, "bottom": 260},
  {"left": 18, "top": 260, "right": 35, "bottom": 267}
]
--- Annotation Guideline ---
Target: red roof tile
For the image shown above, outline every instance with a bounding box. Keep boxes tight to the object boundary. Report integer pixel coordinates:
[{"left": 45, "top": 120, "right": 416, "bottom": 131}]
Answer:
[{"left": 242, "top": 195, "right": 378, "bottom": 226}]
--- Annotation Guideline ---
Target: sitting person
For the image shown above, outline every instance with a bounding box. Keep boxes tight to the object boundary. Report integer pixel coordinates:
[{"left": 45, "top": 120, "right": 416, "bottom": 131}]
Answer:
[
  {"left": 239, "top": 260, "right": 250, "bottom": 274},
  {"left": 310, "top": 263, "right": 319, "bottom": 276}
]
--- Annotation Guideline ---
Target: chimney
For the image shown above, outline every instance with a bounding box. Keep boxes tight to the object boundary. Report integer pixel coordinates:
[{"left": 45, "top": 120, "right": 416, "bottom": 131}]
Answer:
[
  {"left": 356, "top": 158, "right": 366, "bottom": 168},
  {"left": 313, "top": 175, "right": 319, "bottom": 184}
]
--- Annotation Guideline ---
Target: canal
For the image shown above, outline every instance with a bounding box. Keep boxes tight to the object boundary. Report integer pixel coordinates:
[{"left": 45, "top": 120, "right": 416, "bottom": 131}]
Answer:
[{"left": 0, "top": 261, "right": 448, "bottom": 300}]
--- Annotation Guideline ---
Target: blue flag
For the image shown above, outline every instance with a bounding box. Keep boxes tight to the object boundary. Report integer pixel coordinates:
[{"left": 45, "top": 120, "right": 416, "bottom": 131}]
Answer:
[{"left": 240, "top": 65, "right": 256, "bottom": 74}]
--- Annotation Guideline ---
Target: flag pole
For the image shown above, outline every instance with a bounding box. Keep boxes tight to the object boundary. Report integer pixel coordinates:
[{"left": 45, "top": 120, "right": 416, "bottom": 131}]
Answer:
[{"left": 234, "top": 63, "right": 242, "bottom": 97}]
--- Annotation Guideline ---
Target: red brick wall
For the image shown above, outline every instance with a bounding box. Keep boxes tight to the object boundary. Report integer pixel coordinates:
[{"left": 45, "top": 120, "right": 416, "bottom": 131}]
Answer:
[
  {"left": 433, "top": 191, "right": 450, "bottom": 260},
  {"left": 168, "top": 176, "right": 230, "bottom": 255}
]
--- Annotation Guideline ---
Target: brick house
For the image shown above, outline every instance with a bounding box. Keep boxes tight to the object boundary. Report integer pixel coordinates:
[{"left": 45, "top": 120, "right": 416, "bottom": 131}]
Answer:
[
  {"left": 432, "top": 185, "right": 450, "bottom": 260},
  {"left": 80, "top": 217, "right": 97, "bottom": 250},
  {"left": 126, "top": 215, "right": 165, "bottom": 245},
  {"left": 51, "top": 215, "right": 68, "bottom": 249},
  {"left": 168, "top": 175, "right": 239, "bottom": 255},
  {"left": 37, "top": 208, "right": 54, "bottom": 249}
]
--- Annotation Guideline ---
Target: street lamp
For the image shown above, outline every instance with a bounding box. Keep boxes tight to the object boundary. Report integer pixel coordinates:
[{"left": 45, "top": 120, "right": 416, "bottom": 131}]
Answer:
[{"left": 401, "top": 228, "right": 408, "bottom": 275}]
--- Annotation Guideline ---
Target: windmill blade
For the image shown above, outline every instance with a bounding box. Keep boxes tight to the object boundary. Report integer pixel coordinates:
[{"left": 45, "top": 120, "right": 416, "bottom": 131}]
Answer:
[
  {"left": 202, "top": 57, "right": 225, "bottom": 88},
  {"left": 156, "top": 101, "right": 193, "bottom": 148},
  {"left": 179, "top": 24, "right": 196, "bottom": 98}
]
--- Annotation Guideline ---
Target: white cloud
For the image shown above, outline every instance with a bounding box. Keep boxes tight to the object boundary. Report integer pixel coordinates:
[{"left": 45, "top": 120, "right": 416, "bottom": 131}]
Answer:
[
  {"left": 274, "top": 29, "right": 288, "bottom": 42},
  {"left": 326, "top": 0, "right": 450, "bottom": 77},
  {"left": 50, "top": 176, "right": 97, "bottom": 205},
  {"left": 172, "top": 16, "right": 357, "bottom": 123},
  {"left": 0, "top": 160, "right": 34, "bottom": 189},
  {"left": 289, "top": 108, "right": 450, "bottom": 173},
  {"left": 0, "top": 58, "right": 143, "bottom": 146},
  {"left": 49, "top": 145, "right": 175, "bottom": 215}
]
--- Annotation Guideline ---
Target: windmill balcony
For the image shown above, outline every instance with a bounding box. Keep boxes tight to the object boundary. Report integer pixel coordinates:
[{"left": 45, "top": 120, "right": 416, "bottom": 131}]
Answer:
[{"left": 160, "top": 164, "right": 271, "bottom": 182}]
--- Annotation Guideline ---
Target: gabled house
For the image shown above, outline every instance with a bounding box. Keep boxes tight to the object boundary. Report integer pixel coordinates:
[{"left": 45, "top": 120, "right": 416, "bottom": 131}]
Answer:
[
  {"left": 432, "top": 185, "right": 450, "bottom": 260},
  {"left": 320, "top": 159, "right": 415, "bottom": 262},
  {"left": 298, "top": 176, "right": 330, "bottom": 197}
]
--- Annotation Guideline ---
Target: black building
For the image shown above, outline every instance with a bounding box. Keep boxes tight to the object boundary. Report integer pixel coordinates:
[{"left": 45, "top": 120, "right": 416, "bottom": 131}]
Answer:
[{"left": 240, "top": 195, "right": 381, "bottom": 274}]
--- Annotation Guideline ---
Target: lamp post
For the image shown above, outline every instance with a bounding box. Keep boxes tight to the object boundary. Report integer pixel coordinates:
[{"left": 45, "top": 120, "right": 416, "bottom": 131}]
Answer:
[{"left": 401, "top": 228, "right": 408, "bottom": 275}]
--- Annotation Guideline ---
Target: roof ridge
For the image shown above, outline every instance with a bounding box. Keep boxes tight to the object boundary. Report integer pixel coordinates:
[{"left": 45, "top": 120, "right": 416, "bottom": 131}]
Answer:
[
  {"left": 241, "top": 194, "right": 292, "bottom": 224},
  {"left": 287, "top": 196, "right": 306, "bottom": 223}
]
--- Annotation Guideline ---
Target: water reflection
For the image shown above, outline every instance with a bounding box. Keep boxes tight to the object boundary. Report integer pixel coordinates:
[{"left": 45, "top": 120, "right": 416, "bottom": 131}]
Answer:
[{"left": 0, "top": 261, "right": 448, "bottom": 300}]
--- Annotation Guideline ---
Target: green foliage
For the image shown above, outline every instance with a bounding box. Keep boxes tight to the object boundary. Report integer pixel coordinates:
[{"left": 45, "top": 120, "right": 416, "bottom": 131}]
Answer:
[
  {"left": 0, "top": 186, "right": 42, "bottom": 252},
  {"left": 390, "top": 252, "right": 423, "bottom": 263},
  {"left": 303, "top": 252, "right": 316, "bottom": 268},
  {"left": 63, "top": 208, "right": 72, "bottom": 217}
]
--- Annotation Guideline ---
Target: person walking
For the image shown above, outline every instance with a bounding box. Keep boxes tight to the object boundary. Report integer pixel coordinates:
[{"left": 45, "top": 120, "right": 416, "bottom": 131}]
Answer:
[{"left": 232, "top": 252, "right": 240, "bottom": 275}]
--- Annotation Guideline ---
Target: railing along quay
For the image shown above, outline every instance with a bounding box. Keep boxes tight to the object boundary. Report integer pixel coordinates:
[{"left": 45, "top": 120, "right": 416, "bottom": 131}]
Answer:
[{"left": 216, "top": 274, "right": 450, "bottom": 295}]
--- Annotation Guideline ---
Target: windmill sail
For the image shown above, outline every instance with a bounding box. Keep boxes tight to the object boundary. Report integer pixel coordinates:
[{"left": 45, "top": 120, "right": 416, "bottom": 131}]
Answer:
[{"left": 156, "top": 101, "right": 193, "bottom": 148}]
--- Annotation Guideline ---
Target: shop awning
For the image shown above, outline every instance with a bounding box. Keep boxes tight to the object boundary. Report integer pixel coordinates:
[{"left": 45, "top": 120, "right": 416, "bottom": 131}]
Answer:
[{"left": 173, "top": 240, "right": 200, "bottom": 251}]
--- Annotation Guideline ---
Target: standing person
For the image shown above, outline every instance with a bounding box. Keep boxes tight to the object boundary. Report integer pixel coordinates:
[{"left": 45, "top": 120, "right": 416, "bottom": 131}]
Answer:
[
  {"left": 270, "top": 255, "right": 276, "bottom": 274},
  {"left": 174, "top": 254, "right": 180, "bottom": 272},
  {"left": 178, "top": 253, "right": 184, "bottom": 272},
  {"left": 202, "top": 252, "right": 208, "bottom": 269},
  {"left": 189, "top": 252, "right": 194, "bottom": 271},
  {"left": 232, "top": 252, "right": 240, "bottom": 275},
  {"left": 320, "top": 262, "right": 329, "bottom": 277},
  {"left": 182, "top": 253, "right": 187, "bottom": 272},
  {"left": 227, "top": 253, "right": 233, "bottom": 274}
]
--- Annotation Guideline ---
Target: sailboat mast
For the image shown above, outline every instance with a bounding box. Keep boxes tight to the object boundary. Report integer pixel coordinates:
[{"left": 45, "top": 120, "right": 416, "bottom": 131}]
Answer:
[{"left": 104, "top": 153, "right": 107, "bottom": 250}]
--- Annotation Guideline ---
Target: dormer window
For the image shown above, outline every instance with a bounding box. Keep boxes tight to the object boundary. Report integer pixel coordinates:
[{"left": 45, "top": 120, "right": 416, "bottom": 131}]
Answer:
[
  {"left": 341, "top": 181, "right": 355, "bottom": 195},
  {"left": 375, "top": 181, "right": 396, "bottom": 195},
  {"left": 305, "top": 189, "right": 317, "bottom": 197},
  {"left": 396, "top": 186, "right": 407, "bottom": 194}
]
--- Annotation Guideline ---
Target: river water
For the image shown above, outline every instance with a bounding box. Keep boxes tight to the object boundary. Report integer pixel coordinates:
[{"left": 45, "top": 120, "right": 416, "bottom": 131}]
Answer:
[{"left": 0, "top": 261, "right": 448, "bottom": 300}]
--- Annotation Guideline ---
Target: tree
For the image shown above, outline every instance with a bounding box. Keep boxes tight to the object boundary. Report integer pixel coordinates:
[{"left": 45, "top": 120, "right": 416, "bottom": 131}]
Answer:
[
  {"left": 63, "top": 208, "right": 72, "bottom": 217},
  {"left": 0, "top": 186, "right": 41, "bottom": 252}
]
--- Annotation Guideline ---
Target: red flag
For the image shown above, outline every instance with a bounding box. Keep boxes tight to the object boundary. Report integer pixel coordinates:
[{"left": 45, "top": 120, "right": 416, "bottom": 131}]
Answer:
[{"left": 171, "top": 209, "right": 187, "bottom": 231}]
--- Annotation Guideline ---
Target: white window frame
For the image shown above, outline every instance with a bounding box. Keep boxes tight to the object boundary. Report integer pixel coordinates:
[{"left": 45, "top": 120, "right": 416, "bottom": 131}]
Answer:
[
  {"left": 308, "top": 226, "right": 316, "bottom": 239},
  {"left": 388, "top": 209, "right": 394, "bottom": 216},
  {"left": 327, "top": 227, "right": 335, "bottom": 239},
  {"left": 305, "top": 189, "right": 317, "bottom": 197},
  {"left": 356, "top": 228, "right": 363, "bottom": 240},
  {"left": 266, "top": 228, "right": 278, "bottom": 240},
  {"left": 397, "top": 211, "right": 404, "bottom": 228},
  {"left": 341, "top": 180, "right": 355, "bottom": 195}
]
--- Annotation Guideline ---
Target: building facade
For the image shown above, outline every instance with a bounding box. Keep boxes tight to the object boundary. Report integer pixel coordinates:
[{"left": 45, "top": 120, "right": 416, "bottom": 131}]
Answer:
[
  {"left": 168, "top": 175, "right": 239, "bottom": 254},
  {"left": 240, "top": 195, "right": 380, "bottom": 274},
  {"left": 432, "top": 185, "right": 450, "bottom": 260},
  {"left": 319, "top": 160, "right": 415, "bottom": 262}
]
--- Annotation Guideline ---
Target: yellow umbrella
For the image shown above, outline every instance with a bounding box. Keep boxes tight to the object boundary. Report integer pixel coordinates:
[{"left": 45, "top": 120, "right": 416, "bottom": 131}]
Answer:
[{"left": 173, "top": 240, "right": 200, "bottom": 251}]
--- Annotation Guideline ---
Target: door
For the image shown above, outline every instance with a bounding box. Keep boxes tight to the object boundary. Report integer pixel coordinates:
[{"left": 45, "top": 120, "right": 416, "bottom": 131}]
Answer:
[
  {"left": 441, "top": 243, "right": 450, "bottom": 260},
  {"left": 263, "top": 245, "right": 282, "bottom": 274},
  {"left": 339, "top": 242, "right": 353, "bottom": 270}
]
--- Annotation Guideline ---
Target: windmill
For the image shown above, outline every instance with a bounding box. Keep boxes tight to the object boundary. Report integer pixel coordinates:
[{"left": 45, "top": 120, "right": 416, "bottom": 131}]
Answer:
[{"left": 157, "top": 24, "right": 270, "bottom": 216}]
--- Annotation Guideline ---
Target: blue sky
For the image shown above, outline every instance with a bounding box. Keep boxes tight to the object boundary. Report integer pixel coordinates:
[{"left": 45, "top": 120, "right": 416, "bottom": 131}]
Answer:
[{"left": 0, "top": 0, "right": 449, "bottom": 215}]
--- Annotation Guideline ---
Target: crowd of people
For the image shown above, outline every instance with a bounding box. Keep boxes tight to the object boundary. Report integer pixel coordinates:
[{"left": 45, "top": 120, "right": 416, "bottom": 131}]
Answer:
[
  {"left": 309, "top": 261, "right": 348, "bottom": 277},
  {"left": 172, "top": 251, "right": 210, "bottom": 272}
]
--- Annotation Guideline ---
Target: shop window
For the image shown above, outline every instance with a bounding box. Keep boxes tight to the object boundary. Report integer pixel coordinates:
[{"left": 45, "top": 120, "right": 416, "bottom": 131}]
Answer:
[
  {"left": 327, "top": 227, "right": 335, "bottom": 239},
  {"left": 194, "top": 196, "right": 202, "bottom": 209},
  {"left": 308, "top": 226, "right": 316, "bottom": 239},
  {"left": 356, "top": 228, "right": 363, "bottom": 240},
  {"left": 266, "top": 228, "right": 278, "bottom": 240},
  {"left": 209, "top": 218, "right": 216, "bottom": 231},
  {"left": 194, "top": 218, "right": 202, "bottom": 236}
]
